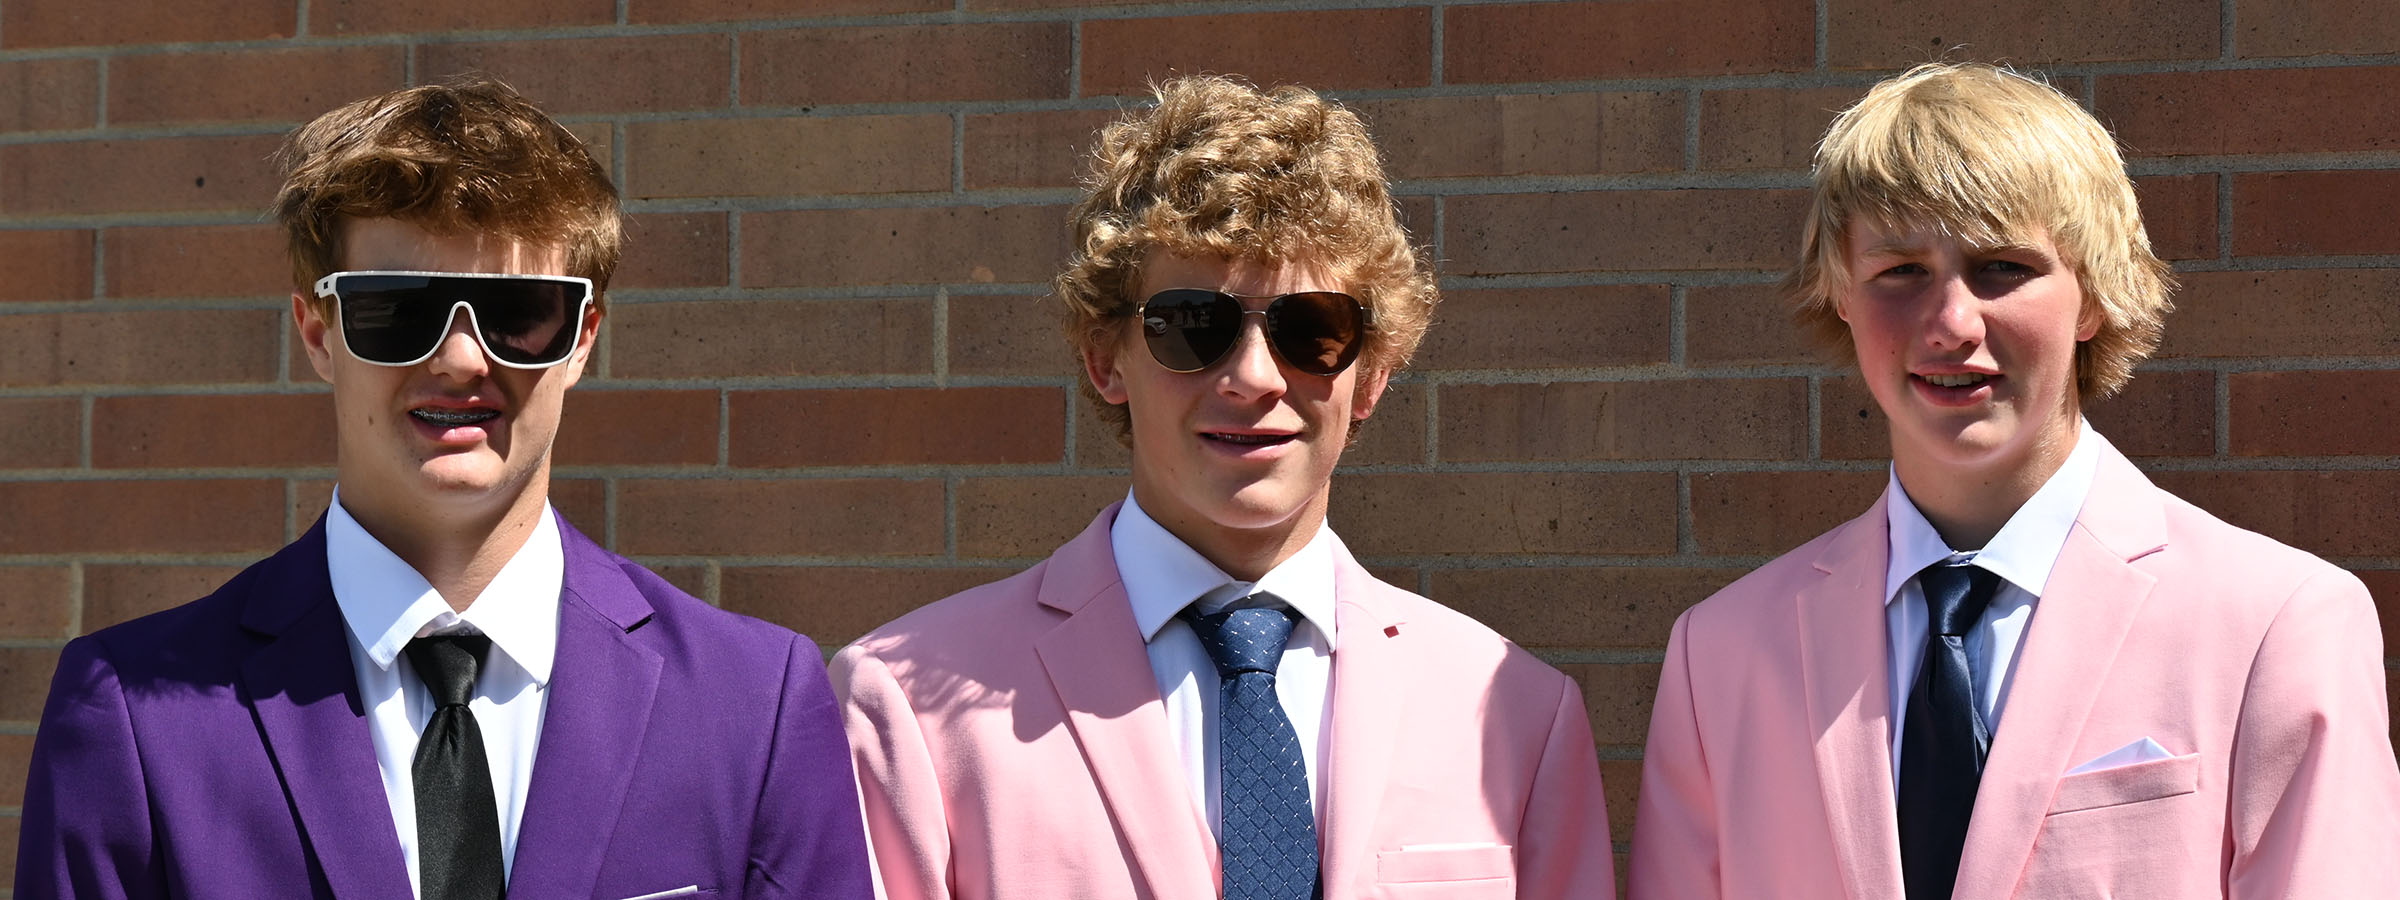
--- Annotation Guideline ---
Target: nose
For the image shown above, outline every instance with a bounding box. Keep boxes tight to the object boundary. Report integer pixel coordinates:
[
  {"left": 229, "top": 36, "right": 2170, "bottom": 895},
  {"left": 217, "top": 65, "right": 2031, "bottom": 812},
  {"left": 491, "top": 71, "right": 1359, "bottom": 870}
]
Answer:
[
  {"left": 1216, "top": 311, "right": 1287, "bottom": 401},
  {"left": 1924, "top": 274, "right": 1985, "bottom": 350},
  {"left": 422, "top": 303, "right": 491, "bottom": 381}
]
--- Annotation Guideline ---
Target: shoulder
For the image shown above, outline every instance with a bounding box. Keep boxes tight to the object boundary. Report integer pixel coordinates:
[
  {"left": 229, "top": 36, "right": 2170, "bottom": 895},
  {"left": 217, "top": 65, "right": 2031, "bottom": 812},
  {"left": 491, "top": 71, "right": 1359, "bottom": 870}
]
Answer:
[
  {"left": 1679, "top": 517, "right": 1859, "bottom": 633},
  {"left": 1360, "top": 575, "right": 1577, "bottom": 696},
  {"left": 843, "top": 562, "right": 1056, "bottom": 659},
  {"left": 72, "top": 545, "right": 305, "bottom": 681},
  {"left": 589, "top": 552, "right": 825, "bottom": 681},
  {"left": 2143, "top": 485, "right": 2366, "bottom": 615}
]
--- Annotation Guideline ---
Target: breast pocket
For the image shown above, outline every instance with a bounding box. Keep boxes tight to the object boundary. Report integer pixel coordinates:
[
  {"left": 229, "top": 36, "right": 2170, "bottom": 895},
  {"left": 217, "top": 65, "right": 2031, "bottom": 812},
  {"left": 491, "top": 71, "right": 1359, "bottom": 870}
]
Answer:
[
  {"left": 2047, "top": 752, "right": 2201, "bottom": 815},
  {"left": 1370, "top": 845, "right": 1515, "bottom": 900}
]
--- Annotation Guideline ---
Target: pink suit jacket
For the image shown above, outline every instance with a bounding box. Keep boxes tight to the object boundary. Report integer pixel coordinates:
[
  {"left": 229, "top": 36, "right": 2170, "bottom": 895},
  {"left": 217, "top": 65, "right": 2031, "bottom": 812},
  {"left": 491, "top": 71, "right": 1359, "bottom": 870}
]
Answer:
[
  {"left": 1629, "top": 440, "right": 2400, "bottom": 899},
  {"left": 832, "top": 503, "right": 1617, "bottom": 900}
]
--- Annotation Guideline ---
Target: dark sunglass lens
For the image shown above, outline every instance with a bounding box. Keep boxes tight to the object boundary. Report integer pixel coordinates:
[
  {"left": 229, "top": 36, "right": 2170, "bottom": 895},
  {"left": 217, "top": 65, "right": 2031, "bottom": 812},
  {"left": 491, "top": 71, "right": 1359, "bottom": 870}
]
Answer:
[
  {"left": 464, "top": 280, "right": 577, "bottom": 365},
  {"left": 338, "top": 275, "right": 456, "bottom": 364},
  {"left": 1266, "top": 292, "right": 1365, "bottom": 376},
  {"left": 1141, "top": 289, "right": 1241, "bottom": 373}
]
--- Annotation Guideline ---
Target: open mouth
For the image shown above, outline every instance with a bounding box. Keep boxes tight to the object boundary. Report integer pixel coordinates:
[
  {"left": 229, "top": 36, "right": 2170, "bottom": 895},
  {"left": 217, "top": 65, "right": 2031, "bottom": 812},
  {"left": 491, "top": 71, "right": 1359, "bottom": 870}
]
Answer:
[
  {"left": 1918, "top": 373, "right": 1991, "bottom": 388},
  {"left": 1203, "top": 431, "right": 1297, "bottom": 447},
  {"left": 411, "top": 408, "right": 501, "bottom": 427}
]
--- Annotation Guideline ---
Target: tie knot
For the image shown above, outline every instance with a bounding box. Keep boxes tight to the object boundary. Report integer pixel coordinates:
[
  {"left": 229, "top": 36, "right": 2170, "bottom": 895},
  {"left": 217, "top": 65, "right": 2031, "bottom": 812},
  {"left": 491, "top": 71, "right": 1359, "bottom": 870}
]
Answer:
[
  {"left": 404, "top": 633, "right": 491, "bottom": 708},
  {"left": 1185, "top": 601, "right": 1298, "bottom": 677},
  {"left": 1916, "top": 562, "right": 2000, "bottom": 637}
]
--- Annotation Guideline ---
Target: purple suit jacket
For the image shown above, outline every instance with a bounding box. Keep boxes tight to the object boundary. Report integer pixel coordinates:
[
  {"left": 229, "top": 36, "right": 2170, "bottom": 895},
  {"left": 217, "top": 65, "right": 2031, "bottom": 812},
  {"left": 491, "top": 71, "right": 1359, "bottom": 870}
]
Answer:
[{"left": 17, "top": 512, "right": 874, "bottom": 900}]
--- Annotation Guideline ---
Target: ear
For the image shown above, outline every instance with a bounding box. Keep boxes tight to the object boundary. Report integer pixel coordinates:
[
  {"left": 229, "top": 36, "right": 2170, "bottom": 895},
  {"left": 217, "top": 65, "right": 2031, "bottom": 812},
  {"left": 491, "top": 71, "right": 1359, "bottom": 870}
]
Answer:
[
  {"left": 1350, "top": 365, "right": 1392, "bottom": 421},
  {"left": 2075, "top": 297, "right": 2104, "bottom": 343},
  {"left": 1082, "top": 327, "right": 1132, "bottom": 406},
  {"left": 293, "top": 292, "right": 337, "bottom": 383},
  {"left": 558, "top": 299, "right": 604, "bottom": 389}
]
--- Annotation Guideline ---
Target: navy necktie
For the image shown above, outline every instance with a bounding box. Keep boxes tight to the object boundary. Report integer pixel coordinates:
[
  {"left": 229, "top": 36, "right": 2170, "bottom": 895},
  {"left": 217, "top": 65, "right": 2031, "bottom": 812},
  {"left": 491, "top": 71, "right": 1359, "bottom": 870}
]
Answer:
[
  {"left": 1185, "top": 599, "right": 1319, "bottom": 900},
  {"left": 1897, "top": 561, "right": 2001, "bottom": 900},
  {"left": 404, "top": 633, "right": 507, "bottom": 900}
]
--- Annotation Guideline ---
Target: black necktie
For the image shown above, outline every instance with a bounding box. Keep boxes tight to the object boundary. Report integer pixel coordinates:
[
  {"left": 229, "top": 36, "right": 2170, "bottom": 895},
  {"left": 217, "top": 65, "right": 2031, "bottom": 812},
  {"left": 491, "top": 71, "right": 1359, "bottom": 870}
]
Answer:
[
  {"left": 1898, "top": 561, "right": 2001, "bottom": 900},
  {"left": 403, "top": 633, "right": 507, "bottom": 900},
  {"left": 1184, "top": 598, "right": 1319, "bottom": 900}
]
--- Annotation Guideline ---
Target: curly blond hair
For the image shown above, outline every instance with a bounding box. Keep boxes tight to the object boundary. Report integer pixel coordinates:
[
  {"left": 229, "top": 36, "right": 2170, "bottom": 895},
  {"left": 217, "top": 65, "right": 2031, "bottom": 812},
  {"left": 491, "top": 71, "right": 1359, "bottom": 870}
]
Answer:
[
  {"left": 1786, "top": 62, "right": 2174, "bottom": 400},
  {"left": 275, "top": 74, "right": 622, "bottom": 312},
  {"left": 1055, "top": 75, "right": 1437, "bottom": 439}
]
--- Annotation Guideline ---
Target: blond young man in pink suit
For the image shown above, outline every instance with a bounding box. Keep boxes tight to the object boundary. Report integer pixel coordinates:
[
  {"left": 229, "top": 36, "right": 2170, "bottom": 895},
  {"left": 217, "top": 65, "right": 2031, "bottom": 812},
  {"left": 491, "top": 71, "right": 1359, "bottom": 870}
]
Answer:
[
  {"left": 831, "top": 77, "right": 1617, "bottom": 900},
  {"left": 1628, "top": 63, "right": 2400, "bottom": 899}
]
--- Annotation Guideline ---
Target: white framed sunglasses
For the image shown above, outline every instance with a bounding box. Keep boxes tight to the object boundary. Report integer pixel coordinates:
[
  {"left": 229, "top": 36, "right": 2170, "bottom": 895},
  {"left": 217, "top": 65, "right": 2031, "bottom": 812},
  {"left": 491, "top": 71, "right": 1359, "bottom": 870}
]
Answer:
[{"left": 313, "top": 270, "right": 594, "bottom": 369}]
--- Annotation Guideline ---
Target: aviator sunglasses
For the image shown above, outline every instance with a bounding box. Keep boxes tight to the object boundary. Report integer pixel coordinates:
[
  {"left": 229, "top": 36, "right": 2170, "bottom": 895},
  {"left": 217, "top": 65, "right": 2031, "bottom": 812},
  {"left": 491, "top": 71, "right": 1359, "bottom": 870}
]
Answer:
[
  {"left": 1137, "top": 288, "right": 1372, "bottom": 377},
  {"left": 314, "top": 270, "right": 593, "bottom": 369}
]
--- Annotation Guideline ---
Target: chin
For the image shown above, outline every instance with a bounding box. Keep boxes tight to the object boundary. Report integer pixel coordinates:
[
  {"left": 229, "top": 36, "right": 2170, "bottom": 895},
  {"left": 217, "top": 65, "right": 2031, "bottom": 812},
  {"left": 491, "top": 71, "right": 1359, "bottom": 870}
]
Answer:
[{"left": 1203, "top": 479, "right": 1318, "bottom": 531}]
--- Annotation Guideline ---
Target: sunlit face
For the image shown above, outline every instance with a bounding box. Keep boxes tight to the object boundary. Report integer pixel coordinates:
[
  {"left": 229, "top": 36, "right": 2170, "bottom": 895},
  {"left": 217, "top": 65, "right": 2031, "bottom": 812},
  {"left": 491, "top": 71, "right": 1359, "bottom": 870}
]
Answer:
[
  {"left": 294, "top": 217, "right": 598, "bottom": 520},
  {"left": 1839, "top": 218, "right": 2098, "bottom": 482},
  {"left": 1084, "top": 251, "right": 1389, "bottom": 544}
]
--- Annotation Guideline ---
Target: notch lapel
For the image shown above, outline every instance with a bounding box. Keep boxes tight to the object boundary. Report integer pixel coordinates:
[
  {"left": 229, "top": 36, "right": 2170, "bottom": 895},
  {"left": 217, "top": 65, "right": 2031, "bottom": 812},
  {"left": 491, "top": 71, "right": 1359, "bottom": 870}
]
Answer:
[
  {"left": 1794, "top": 499, "right": 1906, "bottom": 900},
  {"left": 1316, "top": 557, "right": 1405, "bottom": 900}
]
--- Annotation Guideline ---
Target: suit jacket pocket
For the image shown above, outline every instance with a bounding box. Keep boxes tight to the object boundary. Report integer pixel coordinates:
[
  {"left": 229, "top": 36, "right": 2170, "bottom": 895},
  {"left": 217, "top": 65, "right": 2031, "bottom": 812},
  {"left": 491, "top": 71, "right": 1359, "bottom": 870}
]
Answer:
[
  {"left": 2048, "top": 751, "right": 2201, "bottom": 815},
  {"left": 1372, "top": 845, "right": 1514, "bottom": 900}
]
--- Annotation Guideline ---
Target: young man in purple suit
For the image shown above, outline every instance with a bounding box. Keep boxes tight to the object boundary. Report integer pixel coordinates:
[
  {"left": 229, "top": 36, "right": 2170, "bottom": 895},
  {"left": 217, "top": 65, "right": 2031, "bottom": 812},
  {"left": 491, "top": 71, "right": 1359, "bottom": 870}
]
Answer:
[{"left": 18, "top": 77, "right": 873, "bottom": 900}]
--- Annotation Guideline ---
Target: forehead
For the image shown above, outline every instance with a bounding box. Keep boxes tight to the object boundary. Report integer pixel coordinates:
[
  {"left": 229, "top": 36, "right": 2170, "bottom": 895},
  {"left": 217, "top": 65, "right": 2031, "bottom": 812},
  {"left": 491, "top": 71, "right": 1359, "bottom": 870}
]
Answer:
[
  {"left": 338, "top": 216, "right": 568, "bottom": 276},
  {"left": 1841, "top": 215, "right": 2058, "bottom": 261},
  {"left": 1136, "top": 248, "right": 1343, "bottom": 297}
]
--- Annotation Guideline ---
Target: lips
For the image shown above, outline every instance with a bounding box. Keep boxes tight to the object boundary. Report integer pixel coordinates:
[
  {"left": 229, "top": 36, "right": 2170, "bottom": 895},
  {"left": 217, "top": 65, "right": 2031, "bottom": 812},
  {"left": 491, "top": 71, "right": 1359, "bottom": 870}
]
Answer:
[
  {"left": 1919, "top": 372, "right": 1990, "bottom": 388},
  {"left": 410, "top": 408, "right": 500, "bottom": 427},
  {"left": 1202, "top": 431, "right": 1298, "bottom": 447}
]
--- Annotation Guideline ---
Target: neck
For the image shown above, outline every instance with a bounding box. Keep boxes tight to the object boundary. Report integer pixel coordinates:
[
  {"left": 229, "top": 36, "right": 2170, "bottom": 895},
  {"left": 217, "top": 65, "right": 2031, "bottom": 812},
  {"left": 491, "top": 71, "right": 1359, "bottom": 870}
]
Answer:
[
  {"left": 1130, "top": 488, "right": 1325, "bottom": 584},
  {"left": 1893, "top": 420, "right": 2080, "bottom": 551},
  {"left": 337, "top": 473, "right": 550, "bottom": 613}
]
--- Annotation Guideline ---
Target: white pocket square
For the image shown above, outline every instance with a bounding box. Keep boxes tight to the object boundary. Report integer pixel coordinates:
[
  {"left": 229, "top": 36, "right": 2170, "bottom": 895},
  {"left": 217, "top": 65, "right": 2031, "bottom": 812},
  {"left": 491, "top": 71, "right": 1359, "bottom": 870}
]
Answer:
[
  {"left": 615, "top": 887, "right": 701, "bottom": 900},
  {"left": 2067, "top": 737, "right": 2176, "bottom": 775}
]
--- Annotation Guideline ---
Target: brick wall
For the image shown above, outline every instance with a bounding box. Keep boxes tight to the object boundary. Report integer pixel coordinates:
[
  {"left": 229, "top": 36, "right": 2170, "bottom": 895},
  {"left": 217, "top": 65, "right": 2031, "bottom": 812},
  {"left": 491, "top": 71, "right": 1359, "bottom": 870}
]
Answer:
[{"left": 2, "top": 0, "right": 2397, "bottom": 884}]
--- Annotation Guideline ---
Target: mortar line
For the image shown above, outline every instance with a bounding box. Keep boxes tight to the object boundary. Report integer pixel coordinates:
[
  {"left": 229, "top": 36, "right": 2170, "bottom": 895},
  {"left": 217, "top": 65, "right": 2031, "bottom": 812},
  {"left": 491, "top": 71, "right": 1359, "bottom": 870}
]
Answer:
[
  {"left": 1428, "top": 3, "right": 1445, "bottom": 87},
  {"left": 602, "top": 477, "right": 621, "bottom": 551},
  {"left": 2215, "top": 369, "right": 2233, "bottom": 457},
  {"left": 67, "top": 560, "right": 85, "bottom": 639},
  {"left": 932, "top": 287, "right": 951, "bottom": 386},
  {"left": 1668, "top": 285, "right": 1688, "bottom": 367}
]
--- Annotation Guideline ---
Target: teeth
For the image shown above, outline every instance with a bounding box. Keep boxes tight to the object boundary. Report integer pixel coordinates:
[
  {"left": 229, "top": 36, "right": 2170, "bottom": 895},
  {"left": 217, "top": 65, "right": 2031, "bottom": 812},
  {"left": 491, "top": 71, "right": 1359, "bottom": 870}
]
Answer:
[
  {"left": 412, "top": 408, "right": 499, "bottom": 426},
  {"left": 1923, "top": 373, "right": 1989, "bottom": 388}
]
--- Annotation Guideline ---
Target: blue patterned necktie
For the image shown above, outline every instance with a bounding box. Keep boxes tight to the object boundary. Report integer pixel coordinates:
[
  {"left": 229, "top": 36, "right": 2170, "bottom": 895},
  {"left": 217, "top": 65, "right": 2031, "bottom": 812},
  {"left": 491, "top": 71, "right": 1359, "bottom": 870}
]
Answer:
[
  {"left": 1184, "top": 597, "right": 1319, "bottom": 900},
  {"left": 1898, "top": 561, "right": 2001, "bottom": 900}
]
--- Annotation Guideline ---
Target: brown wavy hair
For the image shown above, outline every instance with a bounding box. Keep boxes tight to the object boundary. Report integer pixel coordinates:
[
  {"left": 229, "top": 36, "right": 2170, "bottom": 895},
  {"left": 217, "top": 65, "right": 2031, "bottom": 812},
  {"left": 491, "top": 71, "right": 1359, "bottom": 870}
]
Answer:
[
  {"left": 1055, "top": 75, "right": 1437, "bottom": 439},
  {"left": 275, "top": 74, "right": 622, "bottom": 311}
]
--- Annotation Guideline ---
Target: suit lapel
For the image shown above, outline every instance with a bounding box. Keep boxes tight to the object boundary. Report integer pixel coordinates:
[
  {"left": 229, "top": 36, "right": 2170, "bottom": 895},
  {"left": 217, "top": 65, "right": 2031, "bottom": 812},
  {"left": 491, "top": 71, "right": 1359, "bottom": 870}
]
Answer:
[
  {"left": 507, "top": 515, "right": 664, "bottom": 899},
  {"left": 1032, "top": 505, "right": 1218, "bottom": 900},
  {"left": 1794, "top": 497, "right": 1907, "bottom": 900},
  {"left": 241, "top": 519, "right": 415, "bottom": 900},
  {"left": 1317, "top": 551, "right": 1406, "bottom": 900},
  {"left": 1952, "top": 446, "right": 2166, "bottom": 900}
]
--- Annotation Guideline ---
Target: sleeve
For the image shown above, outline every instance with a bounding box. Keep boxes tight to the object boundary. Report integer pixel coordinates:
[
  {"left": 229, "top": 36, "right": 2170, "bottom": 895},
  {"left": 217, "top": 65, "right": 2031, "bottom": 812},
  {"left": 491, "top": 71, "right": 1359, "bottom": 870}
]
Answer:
[
  {"left": 1514, "top": 666, "right": 1621, "bottom": 899},
  {"left": 16, "top": 636, "right": 165, "bottom": 900},
  {"left": 2225, "top": 568, "right": 2400, "bottom": 897},
  {"left": 1625, "top": 611, "right": 1721, "bottom": 900},
  {"left": 744, "top": 633, "right": 877, "bottom": 900},
  {"left": 827, "top": 643, "right": 952, "bottom": 900}
]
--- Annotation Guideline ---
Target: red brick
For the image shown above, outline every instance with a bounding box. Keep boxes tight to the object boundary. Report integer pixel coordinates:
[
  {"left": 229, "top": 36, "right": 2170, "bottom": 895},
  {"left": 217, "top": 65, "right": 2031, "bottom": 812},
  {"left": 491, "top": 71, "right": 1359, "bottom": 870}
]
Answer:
[
  {"left": 1601, "top": 759, "right": 1644, "bottom": 855},
  {"left": 965, "top": 0, "right": 1142, "bottom": 7},
  {"left": 720, "top": 565, "right": 1016, "bottom": 647},
  {"left": 1081, "top": 9, "right": 1431, "bottom": 97},
  {"left": 2230, "top": 371, "right": 2400, "bottom": 457},
  {"left": 607, "top": 298, "right": 933, "bottom": 380},
  {"left": 1416, "top": 286, "right": 1671, "bottom": 371},
  {"left": 1073, "top": 402, "right": 1134, "bottom": 469},
  {"left": 744, "top": 23, "right": 1070, "bottom": 106},
  {"left": 1559, "top": 662, "right": 1661, "bottom": 746},
  {"left": 0, "top": 397, "right": 79, "bottom": 468},
  {"left": 631, "top": 0, "right": 943, "bottom": 24},
  {"left": 1330, "top": 473, "right": 1679, "bottom": 556},
  {"left": 2136, "top": 174, "right": 2218, "bottom": 261},
  {"left": 2358, "top": 570, "right": 2400, "bottom": 664},
  {"left": 0, "top": 732, "right": 35, "bottom": 805},
  {"left": 1691, "top": 470, "right": 1885, "bottom": 556},
  {"left": 1818, "top": 375, "right": 1886, "bottom": 461},
  {"left": 416, "top": 34, "right": 728, "bottom": 116},
  {"left": 732, "top": 387, "right": 1063, "bottom": 468},
  {"left": 110, "top": 46, "right": 404, "bottom": 126},
  {"left": 0, "top": 648, "right": 62, "bottom": 722},
  {"left": 2233, "top": 171, "right": 2400, "bottom": 257},
  {"left": 1446, "top": 1, "right": 1810, "bottom": 83},
  {"left": 0, "top": 230, "right": 94, "bottom": 302},
  {"left": 570, "top": 121, "right": 614, "bottom": 176},
  {"left": 625, "top": 115, "right": 949, "bottom": 199},
  {"left": 554, "top": 389, "right": 719, "bottom": 466},
  {"left": 0, "top": 309, "right": 279, "bottom": 387},
  {"left": 964, "top": 109, "right": 1120, "bottom": 190},
  {"left": 1699, "top": 87, "right": 1867, "bottom": 171},
  {"left": 2099, "top": 67, "right": 2400, "bottom": 157},
  {"left": 617, "top": 478, "right": 945, "bottom": 556},
  {"left": 0, "top": 58, "right": 98, "bottom": 131},
  {"left": 1356, "top": 92, "right": 1683, "bottom": 179},
  {"left": 104, "top": 224, "right": 286, "bottom": 298},
  {"left": 947, "top": 293, "right": 1074, "bottom": 377},
  {"left": 1345, "top": 383, "right": 1425, "bottom": 468},
  {"left": 0, "top": 480, "right": 282, "bottom": 554},
  {"left": 2088, "top": 368, "right": 2217, "bottom": 458},
  {"left": 92, "top": 394, "right": 333, "bottom": 469},
  {"left": 3, "top": 0, "right": 293, "bottom": 48},
  {"left": 292, "top": 478, "right": 604, "bottom": 543},
  {"left": 83, "top": 564, "right": 244, "bottom": 633},
  {"left": 1827, "top": 0, "right": 2216, "bottom": 67},
  {"left": 1445, "top": 190, "right": 1811, "bottom": 275},
  {"left": 616, "top": 213, "right": 729, "bottom": 291},
  {"left": 2161, "top": 270, "right": 2400, "bottom": 358},
  {"left": 316, "top": 0, "right": 611, "bottom": 34},
  {"left": 0, "top": 134, "right": 282, "bottom": 215},
  {"left": 1441, "top": 379, "right": 1808, "bottom": 462},
  {"left": 1432, "top": 566, "right": 1742, "bottom": 650},
  {"left": 2150, "top": 469, "right": 2400, "bottom": 558},
  {"left": 742, "top": 206, "right": 1070, "bottom": 289},
  {"left": 2238, "top": 0, "right": 2400, "bottom": 57},
  {"left": 954, "top": 476, "right": 1129, "bottom": 558},
  {"left": 0, "top": 566, "right": 70, "bottom": 639},
  {"left": 1687, "top": 283, "right": 1819, "bottom": 366}
]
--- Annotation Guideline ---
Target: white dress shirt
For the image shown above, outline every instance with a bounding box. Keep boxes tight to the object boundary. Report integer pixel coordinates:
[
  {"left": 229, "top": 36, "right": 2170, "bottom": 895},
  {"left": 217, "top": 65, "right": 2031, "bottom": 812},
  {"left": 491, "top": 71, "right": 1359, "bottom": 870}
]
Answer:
[
  {"left": 1112, "top": 493, "right": 1339, "bottom": 838},
  {"left": 1884, "top": 420, "right": 2103, "bottom": 782},
  {"left": 326, "top": 489, "right": 563, "bottom": 896}
]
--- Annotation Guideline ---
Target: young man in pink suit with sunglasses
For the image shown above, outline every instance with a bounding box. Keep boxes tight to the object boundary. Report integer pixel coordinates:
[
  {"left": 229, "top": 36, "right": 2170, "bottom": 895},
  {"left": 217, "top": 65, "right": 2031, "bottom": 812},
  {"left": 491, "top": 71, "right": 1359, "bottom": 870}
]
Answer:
[
  {"left": 1628, "top": 62, "right": 2400, "bottom": 899},
  {"left": 18, "top": 78, "right": 873, "bottom": 900},
  {"left": 833, "top": 76, "right": 1616, "bottom": 900}
]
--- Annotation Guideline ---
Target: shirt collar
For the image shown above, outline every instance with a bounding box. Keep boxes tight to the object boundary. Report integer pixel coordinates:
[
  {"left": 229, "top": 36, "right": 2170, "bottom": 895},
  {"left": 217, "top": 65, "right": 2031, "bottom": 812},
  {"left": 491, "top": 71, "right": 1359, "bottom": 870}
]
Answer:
[
  {"left": 1884, "top": 419, "right": 2105, "bottom": 605},
  {"left": 325, "top": 487, "right": 564, "bottom": 684},
  {"left": 1112, "top": 492, "right": 1341, "bottom": 650}
]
